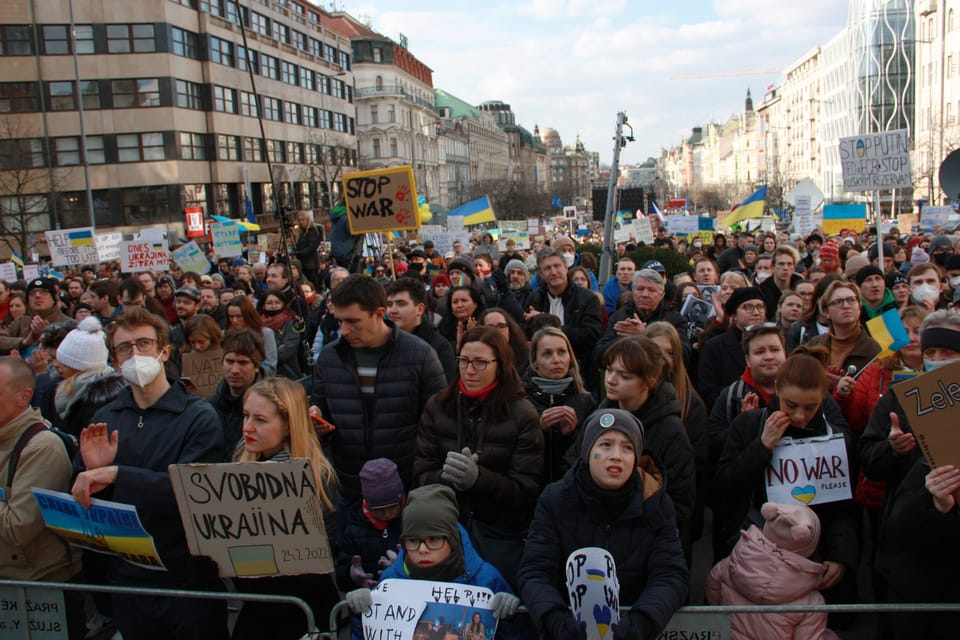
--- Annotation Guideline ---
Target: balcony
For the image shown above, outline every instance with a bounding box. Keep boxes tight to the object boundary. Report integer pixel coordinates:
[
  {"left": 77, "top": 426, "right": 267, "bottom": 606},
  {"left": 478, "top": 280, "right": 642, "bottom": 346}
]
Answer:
[{"left": 356, "top": 84, "right": 435, "bottom": 110}]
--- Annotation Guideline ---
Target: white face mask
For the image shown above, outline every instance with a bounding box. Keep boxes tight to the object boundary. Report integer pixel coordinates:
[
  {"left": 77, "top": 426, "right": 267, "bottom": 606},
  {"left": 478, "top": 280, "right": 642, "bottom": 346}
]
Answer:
[
  {"left": 754, "top": 271, "right": 772, "bottom": 283},
  {"left": 911, "top": 284, "right": 940, "bottom": 305},
  {"left": 562, "top": 252, "right": 576, "bottom": 268},
  {"left": 950, "top": 275, "right": 960, "bottom": 289},
  {"left": 924, "top": 355, "right": 960, "bottom": 372},
  {"left": 121, "top": 354, "right": 164, "bottom": 387}
]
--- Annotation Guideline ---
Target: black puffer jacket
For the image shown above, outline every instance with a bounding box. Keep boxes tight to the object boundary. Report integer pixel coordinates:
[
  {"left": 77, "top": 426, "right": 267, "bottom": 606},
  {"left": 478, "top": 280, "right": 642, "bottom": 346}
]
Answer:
[
  {"left": 524, "top": 281, "right": 603, "bottom": 367},
  {"left": 311, "top": 322, "right": 447, "bottom": 499},
  {"left": 54, "top": 367, "right": 127, "bottom": 438},
  {"left": 413, "top": 392, "right": 543, "bottom": 532},
  {"left": 518, "top": 457, "right": 688, "bottom": 640},
  {"left": 698, "top": 326, "right": 746, "bottom": 406},
  {"left": 334, "top": 502, "right": 402, "bottom": 593},
  {"left": 522, "top": 368, "right": 596, "bottom": 487}
]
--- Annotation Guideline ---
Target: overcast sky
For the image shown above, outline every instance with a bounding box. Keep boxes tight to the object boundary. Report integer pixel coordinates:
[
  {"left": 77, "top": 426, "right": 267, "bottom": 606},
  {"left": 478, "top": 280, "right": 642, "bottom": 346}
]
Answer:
[{"left": 339, "top": 0, "right": 850, "bottom": 165}]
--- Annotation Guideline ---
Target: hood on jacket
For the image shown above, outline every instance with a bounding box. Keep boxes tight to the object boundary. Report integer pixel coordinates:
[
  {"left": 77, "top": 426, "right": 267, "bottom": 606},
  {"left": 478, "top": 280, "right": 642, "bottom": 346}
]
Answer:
[
  {"left": 54, "top": 367, "right": 126, "bottom": 419},
  {"left": 630, "top": 382, "right": 683, "bottom": 427},
  {"left": 389, "top": 523, "right": 487, "bottom": 584},
  {"left": 721, "top": 525, "right": 825, "bottom": 604}
]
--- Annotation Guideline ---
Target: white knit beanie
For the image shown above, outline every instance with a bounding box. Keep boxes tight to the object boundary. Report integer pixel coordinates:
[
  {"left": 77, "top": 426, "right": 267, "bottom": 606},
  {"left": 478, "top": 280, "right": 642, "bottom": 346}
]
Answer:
[{"left": 56, "top": 317, "right": 108, "bottom": 372}]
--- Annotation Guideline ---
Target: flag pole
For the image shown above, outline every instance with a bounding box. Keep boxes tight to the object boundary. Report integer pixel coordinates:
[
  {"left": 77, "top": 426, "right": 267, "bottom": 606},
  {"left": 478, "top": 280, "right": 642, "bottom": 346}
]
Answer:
[{"left": 874, "top": 190, "right": 883, "bottom": 266}]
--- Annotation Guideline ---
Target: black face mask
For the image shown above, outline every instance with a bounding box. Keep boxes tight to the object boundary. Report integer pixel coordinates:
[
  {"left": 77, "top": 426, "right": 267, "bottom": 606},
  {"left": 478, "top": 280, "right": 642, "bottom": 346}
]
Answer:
[
  {"left": 933, "top": 252, "right": 951, "bottom": 266},
  {"left": 262, "top": 307, "right": 283, "bottom": 317}
]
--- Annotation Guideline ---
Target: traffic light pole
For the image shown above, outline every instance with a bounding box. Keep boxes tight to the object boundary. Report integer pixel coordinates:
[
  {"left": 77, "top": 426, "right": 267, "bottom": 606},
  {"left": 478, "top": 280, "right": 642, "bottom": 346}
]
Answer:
[{"left": 599, "top": 112, "right": 628, "bottom": 286}]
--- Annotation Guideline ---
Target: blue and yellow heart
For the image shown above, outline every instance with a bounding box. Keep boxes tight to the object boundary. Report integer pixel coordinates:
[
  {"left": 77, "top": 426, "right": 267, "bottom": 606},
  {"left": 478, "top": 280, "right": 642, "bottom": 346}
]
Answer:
[{"left": 790, "top": 485, "right": 817, "bottom": 504}]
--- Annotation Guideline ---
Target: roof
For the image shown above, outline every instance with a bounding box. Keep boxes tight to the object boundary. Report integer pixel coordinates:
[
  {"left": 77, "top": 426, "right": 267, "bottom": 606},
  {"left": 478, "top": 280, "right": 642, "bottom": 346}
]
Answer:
[
  {"left": 434, "top": 89, "right": 481, "bottom": 120},
  {"left": 324, "top": 12, "right": 380, "bottom": 38}
]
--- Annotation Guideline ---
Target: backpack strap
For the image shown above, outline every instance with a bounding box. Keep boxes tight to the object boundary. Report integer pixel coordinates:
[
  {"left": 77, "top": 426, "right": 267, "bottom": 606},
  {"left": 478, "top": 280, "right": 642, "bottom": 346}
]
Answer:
[{"left": 7, "top": 422, "right": 49, "bottom": 487}]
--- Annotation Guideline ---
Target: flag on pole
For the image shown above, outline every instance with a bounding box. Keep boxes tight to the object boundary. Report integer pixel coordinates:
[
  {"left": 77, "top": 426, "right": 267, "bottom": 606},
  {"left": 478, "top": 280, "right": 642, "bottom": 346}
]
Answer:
[
  {"left": 242, "top": 165, "right": 256, "bottom": 226},
  {"left": 10, "top": 251, "right": 23, "bottom": 267},
  {"left": 822, "top": 204, "right": 867, "bottom": 235},
  {"left": 448, "top": 196, "right": 496, "bottom": 226},
  {"left": 866, "top": 308, "right": 910, "bottom": 360},
  {"left": 722, "top": 186, "right": 766, "bottom": 227},
  {"left": 650, "top": 201, "right": 665, "bottom": 223}
]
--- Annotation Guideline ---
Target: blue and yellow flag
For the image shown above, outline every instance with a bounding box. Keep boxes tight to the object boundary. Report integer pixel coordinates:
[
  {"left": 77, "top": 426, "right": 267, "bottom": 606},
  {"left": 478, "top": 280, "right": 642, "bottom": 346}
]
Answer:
[
  {"left": 10, "top": 251, "right": 23, "bottom": 267},
  {"left": 866, "top": 309, "right": 910, "bottom": 360},
  {"left": 448, "top": 196, "right": 495, "bottom": 226},
  {"left": 823, "top": 204, "right": 867, "bottom": 235},
  {"left": 68, "top": 229, "right": 95, "bottom": 246},
  {"left": 722, "top": 186, "right": 766, "bottom": 227}
]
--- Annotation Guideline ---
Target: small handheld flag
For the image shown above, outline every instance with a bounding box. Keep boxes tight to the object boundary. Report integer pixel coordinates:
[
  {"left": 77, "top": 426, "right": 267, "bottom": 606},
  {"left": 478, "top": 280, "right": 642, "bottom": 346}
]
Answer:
[{"left": 866, "top": 309, "right": 910, "bottom": 360}]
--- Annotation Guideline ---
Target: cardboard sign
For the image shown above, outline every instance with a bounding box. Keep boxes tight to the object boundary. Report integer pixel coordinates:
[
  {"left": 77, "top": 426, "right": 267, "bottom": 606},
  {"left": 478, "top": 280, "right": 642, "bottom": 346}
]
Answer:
[
  {"left": 0, "top": 262, "right": 17, "bottom": 282},
  {"left": 211, "top": 223, "right": 243, "bottom": 258},
  {"left": 894, "top": 360, "right": 960, "bottom": 469},
  {"left": 95, "top": 232, "right": 123, "bottom": 262},
  {"left": 169, "top": 459, "right": 333, "bottom": 578},
  {"left": 0, "top": 586, "right": 68, "bottom": 639},
  {"left": 765, "top": 432, "right": 851, "bottom": 506},
  {"left": 45, "top": 228, "right": 98, "bottom": 266},
  {"left": 342, "top": 166, "right": 420, "bottom": 234},
  {"left": 565, "top": 547, "right": 620, "bottom": 640},
  {"left": 664, "top": 216, "right": 698, "bottom": 236},
  {"left": 180, "top": 349, "right": 223, "bottom": 399},
  {"left": 171, "top": 241, "right": 211, "bottom": 275},
  {"left": 361, "top": 579, "right": 496, "bottom": 640},
  {"left": 794, "top": 195, "right": 815, "bottom": 237},
  {"left": 839, "top": 129, "right": 912, "bottom": 192},
  {"left": 121, "top": 240, "right": 170, "bottom": 273},
  {"left": 33, "top": 488, "right": 165, "bottom": 571}
]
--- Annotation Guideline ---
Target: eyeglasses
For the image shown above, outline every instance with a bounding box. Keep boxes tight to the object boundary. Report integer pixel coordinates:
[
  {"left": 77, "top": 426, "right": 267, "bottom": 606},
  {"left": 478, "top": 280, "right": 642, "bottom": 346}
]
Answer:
[
  {"left": 744, "top": 322, "right": 779, "bottom": 334},
  {"left": 456, "top": 357, "right": 497, "bottom": 371},
  {"left": 827, "top": 297, "right": 859, "bottom": 309},
  {"left": 796, "top": 290, "right": 814, "bottom": 298},
  {"left": 738, "top": 303, "right": 766, "bottom": 314},
  {"left": 114, "top": 338, "right": 159, "bottom": 356},
  {"left": 402, "top": 536, "right": 446, "bottom": 552},
  {"left": 486, "top": 322, "right": 509, "bottom": 330}
]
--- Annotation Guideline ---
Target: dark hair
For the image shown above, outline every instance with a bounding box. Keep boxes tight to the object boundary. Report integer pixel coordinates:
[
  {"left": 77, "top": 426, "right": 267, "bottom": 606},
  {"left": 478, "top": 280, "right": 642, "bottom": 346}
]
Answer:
[
  {"left": 386, "top": 277, "right": 427, "bottom": 306},
  {"left": 118, "top": 277, "right": 146, "bottom": 302},
  {"left": 222, "top": 329, "right": 265, "bottom": 364},
  {"left": 473, "top": 253, "right": 494, "bottom": 268},
  {"left": 568, "top": 266, "right": 591, "bottom": 286},
  {"left": 39, "top": 320, "right": 78, "bottom": 350},
  {"left": 777, "top": 344, "right": 830, "bottom": 392},
  {"left": 183, "top": 315, "right": 223, "bottom": 352},
  {"left": 524, "top": 312, "right": 561, "bottom": 340},
  {"left": 742, "top": 323, "right": 785, "bottom": 355},
  {"left": 330, "top": 274, "right": 387, "bottom": 314},
  {"left": 434, "top": 326, "right": 524, "bottom": 423},
  {"left": 258, "top": 287, "right": 292, "bottom": 313},
  {"left": 227, "top": 295, "right": 263, "bottom": 330},
  {"left": 801, "top": 274, "right": 841, "bottom": 322},
  {"left": 674, "top": 282, "right": 700, "bottom": 308},
  {"left": 180, "top": 272, "right": 203, "bottom": 288},
  {"left": 106, "top": 306, "right": 170, "bottom": 352},
  {"left": 579, "top": 252, "right": 598, "bottom": 273},
  {"left": 447, "top": 286, "right": 483, "bottom": 317},
  {"left": 602, "top": 335, "right": 663, "bottom": 389},
  {"left": 479, "top": 307, "right": 529, "bottom": 371},
  {"left": 88, "top": 279, "right": 118, "bottom": 301},
  {"left": 267, "top": 262, "right": 291, "bottom": 284}
]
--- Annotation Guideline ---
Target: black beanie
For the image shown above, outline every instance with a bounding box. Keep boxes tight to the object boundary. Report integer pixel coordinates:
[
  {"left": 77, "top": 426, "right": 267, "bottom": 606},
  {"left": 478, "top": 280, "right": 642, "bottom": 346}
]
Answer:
[
  {"left": 855, "top": 265, "right": 885, "bottom": 287},
  {"left": 723, "top": 286, "right": 765, "bottom": 317}
]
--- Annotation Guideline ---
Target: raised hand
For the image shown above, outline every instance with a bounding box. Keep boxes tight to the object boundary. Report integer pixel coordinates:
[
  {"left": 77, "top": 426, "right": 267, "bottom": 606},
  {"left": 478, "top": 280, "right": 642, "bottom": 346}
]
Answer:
[
  {"left": 760, "top": 411, "right": 791, "bottom": 450},
  {"left": 887, "top": 412, "right": 916, "bottom": 457},
  {"left": 925, "top": 465, "right": 960, "bottom": 513},
  {"left": 80, "top": 423, "right": 118, "bottom": 470}
]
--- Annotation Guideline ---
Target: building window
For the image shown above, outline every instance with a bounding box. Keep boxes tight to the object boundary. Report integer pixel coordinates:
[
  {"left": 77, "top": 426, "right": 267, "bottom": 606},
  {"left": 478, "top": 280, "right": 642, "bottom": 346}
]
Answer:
[
  {"left": 324, "top": 44, "right": 337, "bottom": 64},
  {"left": 107, "top": 24, "right": 156, "bottom": 53},
  {"left": 180, "top": 132, "right": 206, "bottom": 160},
  {"left": 237, "top": 45, "right": 252, "bottom": 72},
  {"left": 284, "top": 101, "right": 300, "bottom": 124},
  {"left": 0, "top": 138, "right": 45, "bottom": 169},
  {"left": 370, "top": 105, "right": 378, "bottom": 124},
  {"left": 243, "top": 137, "right": 264, "bottom": 161},
  {"left": 281, "top": 61, "right": 297, "bottom": 85},
  {"left": 209, "top": 36, "right": 234, "bottom": 66},
  {"left": 217, "top": 134, "right": 239, "bottom": 160},
  {"left": 122, "top": 186, "right": 168, "bottom": 224},
  {"left": 333, "top": 113, "right": 346, "bottom": 132},
  {"left": 213, "top": 86, "right": 236, "bottom": 113},
  {"left": 249, "top": 11, "right": 269, "bottom": 36},
  {"left": 386, "top": 104, "right": 395, "bottom": 122},
  {"left": 319, "top": 109, "right": 331, "bottom": 130},
  {"left": 261, "top": 54, "right": 278, "bottom": 80},
  {"left": 118, "top": 132, "right": 165, "bottom": 162},
  {"left": 83, "top": 135, "right": 106, "bottom": 164},
  {"left": 54, "top": 136, "right": 80, "bottom": 165},
  {"left": 214, "top": 182, "right": 234, "bottom": 216},
  {"left": 299, "top": 67, "right": 315, "bottom": 91},
  {"left": 389, "top": 137, "right": 398, "bottom": 157},
  {"left": 372, "top": 47, "right": 382, "bottom": 63},
  {"left": 371, "top": 139, "right": 381, "bottom": 158},
  {"left": 42, "top": 25, "right": 70, "bottom": 55},
  {"left": 266, "top": 139, "right": 284, "bottom": 163},
  {"left": 73, "top": 25, "right": 95, "bottom": 54},
  {"left": 49, "top": 81, "right": 76, "bottom": 111},
  {"left": 175, "top": 80, "right": 202, "bottom": 110},
  {"left": 262, "top": 96, "right": 280, "bottom": 121},
  {"left": 112, "top": 78, "right": 160, "bottom": 108},
  {"left": 79, "top": 80, "right": 100, "bottom": 109},
  {"left": 287, "top": 141, "right": 303, "bottom": 164},
  {"left": 60, "top": 189, "right": 110, "bottom": 228},
  {"left": 0, "top": 25, "right": 34, "bottom": 56},
  {"left": 305, "top": 143, "right": 318, "bottom": 164},
  {"left": 375, "top": 75, "right": 383, "bottom": 90},
  {"left": 239, "top": 91, "right": 257, "bottom": 117},
  {"left": 318, "top": 74, "right": 330, "bottom": 95},
  {"left": 291, "top": 30, "right": 306, "bottom": 51},
  {"left": 332, "top": 79, "right": 345, "bottom": 99},
  {"left": 339, "top": 50, "right": 350, "bottom": 70},
  {"left": 308, "top": 37, "right": 322, "bottom": 58},
  {"left": 271, "top": 21, "right": 288, "bottom": 43},
  {"left": 300, "top": 106, "right": 316, "bottom": 128},
  {"left": 171, "top": 27, "right": 198, "bottom": 58}
]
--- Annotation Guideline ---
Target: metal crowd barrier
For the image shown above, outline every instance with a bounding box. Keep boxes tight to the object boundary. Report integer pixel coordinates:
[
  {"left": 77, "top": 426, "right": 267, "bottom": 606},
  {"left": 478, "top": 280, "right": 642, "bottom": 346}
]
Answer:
[{"left": 0, "top": 579, "right": 320, "bottom": 639}]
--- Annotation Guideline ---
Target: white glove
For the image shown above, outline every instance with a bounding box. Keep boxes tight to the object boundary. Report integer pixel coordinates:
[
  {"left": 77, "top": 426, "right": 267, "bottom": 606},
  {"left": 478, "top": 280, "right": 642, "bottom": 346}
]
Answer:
[
  {"left": 345, "top": 588, "right": 372, "bottom": 614},
  {"left": 490, "top": 592, "right": 520, "bottom": 619},
  {"left": 441, "top": 447, "right": 479, "bottom": 490}
]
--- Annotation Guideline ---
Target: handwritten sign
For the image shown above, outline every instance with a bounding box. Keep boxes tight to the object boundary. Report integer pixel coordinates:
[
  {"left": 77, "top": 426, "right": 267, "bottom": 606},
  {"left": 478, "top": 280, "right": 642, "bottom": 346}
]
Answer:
[
  {"left": 95, "top": 232, "right": 123, "bottom": 262},
  {"left": 181, "top": 349, "right": 223, "bottom": 398},
  {"left": 664, "top": 216, "right": 698, "bottom": 236},
  {"left": 169, "top": 459, "right": 332, "bottom": 578},
  {"left": 764, "top": 432, "right": 851, "bottom": 506},
  {"left": 919, "top": 206, "right": 952, "bottom": 232},
  {"left": 794, "top": 195, "right": 814, "bottom": 237},
  {"left": 45, "top": 228, "right": 98, "bottom": 266},
  {"left": 0, "top": 586, "right": 67, "bottom": 639},
  {"left": 0, "top": 262, "right": 17, "bottom": 282},
  {"left": 361, "top": 579, "right": 496, "bottom": 640},
  {"left": 566, "top": 547, "right": 620, "bottom": 640},
  {"left": 22, "top": 265, "right": 39, "bottom": 281},
  {"left": 32, "top": 488, "right": 165, "bottom": 571},
  {"left": 120, "top": 240, "right": 170, "bottom": 273},
  {"left": 895, "top": 360, "right": 960, "bottom": 470},
  {"left": 839, "top": 129, "right": 912, "bottom": 192},
  {"left": 635, "top": 218, "right": 655, "bottom": 244},
  {"left": 171, "top": 241, "right": 211, "bottom": 275},
  {"left": 211, "top": 223, "right": 243, "bottom": 258},
  {"left": 342, "top": 166, "right": 420, "bottom": 234}
]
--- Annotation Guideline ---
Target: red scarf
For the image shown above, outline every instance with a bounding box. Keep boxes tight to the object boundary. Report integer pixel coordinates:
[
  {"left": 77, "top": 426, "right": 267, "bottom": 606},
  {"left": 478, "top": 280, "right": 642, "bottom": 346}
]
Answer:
[
  {"left": 458, "top": 378, "right": 498, "bottom": 402},
  {"left": 362, "top": 498, "right": 403, "bottom": 531},
  {"left": 260, "top": 309, "right": 295, "bottom": 333},
  {"left": 741, "top": 367, "right": 774, "bottom": 406}
]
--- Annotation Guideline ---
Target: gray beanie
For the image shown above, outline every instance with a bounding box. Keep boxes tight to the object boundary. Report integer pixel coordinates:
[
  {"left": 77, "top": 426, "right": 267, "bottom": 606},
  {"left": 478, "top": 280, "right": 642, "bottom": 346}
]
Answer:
[
  {"left": 581, "top": 409, "right": 644, "bottom": 460},
  {"left": 505, "top": 259, "right": 528, "bottom": 277}
]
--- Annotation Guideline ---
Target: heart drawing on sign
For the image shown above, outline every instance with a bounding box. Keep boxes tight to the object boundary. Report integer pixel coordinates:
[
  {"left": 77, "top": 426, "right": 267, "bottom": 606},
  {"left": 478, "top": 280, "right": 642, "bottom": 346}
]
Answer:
[
  {"left": 593, "top": 603, "right": 612, "bottom": 638},
  {"left": 791, "top": 485, "right": 817, "bottom": 504}
]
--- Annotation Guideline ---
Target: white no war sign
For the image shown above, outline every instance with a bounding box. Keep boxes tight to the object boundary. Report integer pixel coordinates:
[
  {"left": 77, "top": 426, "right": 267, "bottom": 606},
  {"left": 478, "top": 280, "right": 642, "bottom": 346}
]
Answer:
[
  {"left": 361, "top": 579, "right": 497, "bottom": 639},
  {"left": 566, "top": 547, "right": 620, "bottom": 640}
]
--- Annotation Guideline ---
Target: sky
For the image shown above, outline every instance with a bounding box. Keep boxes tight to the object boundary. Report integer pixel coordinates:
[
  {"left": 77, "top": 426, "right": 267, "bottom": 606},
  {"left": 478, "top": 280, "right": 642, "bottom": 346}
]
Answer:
[{"left": 332, "top": 0, "right": 850, "bottom": 165}]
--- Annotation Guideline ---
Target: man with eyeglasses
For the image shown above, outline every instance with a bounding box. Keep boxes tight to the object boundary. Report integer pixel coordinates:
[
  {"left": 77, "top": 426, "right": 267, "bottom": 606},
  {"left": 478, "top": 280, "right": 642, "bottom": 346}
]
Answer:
[
  {"left": 70, "top": 307, "right": 227, "bottom": 639},
  {"left": 698, "top": 287, "right": 767, "bottom": 406},
  {"left": 808, "top": 280, "right": 881, "bottom": 392},
  {"left": 759, "top": 246, "right": 802, "bottom": 321},
  {"left": 310, "top": 275, "right": 446, "bottom": 539}
]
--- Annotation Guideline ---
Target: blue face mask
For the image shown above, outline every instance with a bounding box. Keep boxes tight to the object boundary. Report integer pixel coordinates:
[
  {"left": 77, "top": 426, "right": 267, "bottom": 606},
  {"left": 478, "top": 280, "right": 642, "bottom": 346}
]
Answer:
[{"left": 924, "top": 356, "right": 960, "bottom": 372}]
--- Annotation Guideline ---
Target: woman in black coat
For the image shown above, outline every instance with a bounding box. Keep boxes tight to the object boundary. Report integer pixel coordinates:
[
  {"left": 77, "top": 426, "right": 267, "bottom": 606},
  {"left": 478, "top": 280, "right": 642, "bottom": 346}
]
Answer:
[
  {"left": 294, "top": 210, "right": 321, "bottom": 285},
  {"left": 518, "top": 409, "right": 688, "bottom": 640}
]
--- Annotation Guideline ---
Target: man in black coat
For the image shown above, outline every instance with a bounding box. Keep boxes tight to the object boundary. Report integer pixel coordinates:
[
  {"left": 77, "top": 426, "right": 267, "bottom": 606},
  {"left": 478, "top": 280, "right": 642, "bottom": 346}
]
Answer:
[
  {"left": 698, "top": 287, "right": 767, "bottom": 406},
  {"left": 385, "top": 278, "right": 456, "bottom": 382}
]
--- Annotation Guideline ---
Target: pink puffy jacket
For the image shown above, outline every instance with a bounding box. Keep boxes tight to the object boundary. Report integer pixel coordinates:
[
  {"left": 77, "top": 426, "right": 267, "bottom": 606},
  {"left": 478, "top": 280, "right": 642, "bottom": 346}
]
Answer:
[{"left": 706, "top": 526, "right": 839, "bottom": 640}]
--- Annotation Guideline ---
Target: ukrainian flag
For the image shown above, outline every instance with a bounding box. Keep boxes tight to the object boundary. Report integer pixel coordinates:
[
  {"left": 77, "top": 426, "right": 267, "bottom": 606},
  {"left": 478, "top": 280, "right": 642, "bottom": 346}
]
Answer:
[
  {"left": 10, "top": 251, "right": 23, "bottom": 267},
  {"left": 866, "top": 309, "right": 910, "bottom": 360},
  {"left": 722, "top": 186, "right": 766, "bottom": 227},
  {"left": 448, "top": 196, "right": 495, "bottom": 226},
  {"left": 68, "top": 229, "right": 95, "bottom": 246},
  {"left": 822, "top": 204, "right": 867, "bottom": 235}
]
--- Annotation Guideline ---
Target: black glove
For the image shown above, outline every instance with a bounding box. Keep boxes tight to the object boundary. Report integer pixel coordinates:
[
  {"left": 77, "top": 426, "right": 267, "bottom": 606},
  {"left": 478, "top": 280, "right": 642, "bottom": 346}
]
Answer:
[
  {"left": 548, "top": 612, "right": 587, "bottom": 640},
  {"left": 612, "top": 620, "right": 642, "bottom": 640},
  {"left": 490, "top": 268, "right": 509, "bottom": 294}
]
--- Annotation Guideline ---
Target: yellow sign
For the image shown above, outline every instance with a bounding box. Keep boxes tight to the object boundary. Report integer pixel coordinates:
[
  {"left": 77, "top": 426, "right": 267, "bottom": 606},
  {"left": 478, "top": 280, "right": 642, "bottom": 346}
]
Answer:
[{"left": 342, "top": 166, "right": 420, "bottom": 234}]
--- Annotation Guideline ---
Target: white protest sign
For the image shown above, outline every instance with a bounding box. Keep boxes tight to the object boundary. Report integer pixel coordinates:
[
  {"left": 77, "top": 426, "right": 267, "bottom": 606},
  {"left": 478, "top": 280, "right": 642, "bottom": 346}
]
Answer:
[
  {"left": 635, "top": 218, "right": 655, "bottom": 245},
  {"left": 137, "top": 227, "right": 166, "bottom": 243},
  {"left": 566, "top": 547, "right": 620, "bottom": 640},
  {"left": 45, "top": 228, "right": 98, "bottom": 266},
  {"left": 564, "top": 206, "right": 578, "bottom": 219},
  {"left": 22, "top": 265, "right": 39, "bottom": 281},
  {"left": 211, "top": 223, "right": 243, "bottom": 258},
  {"left": 794, "top": 195, "right": 814, "bottom": 237},
  {"left": 0, "top": 586, "right": 68, "bottom": 639},
  {"left": 361, "top": 579, "right": 496, "bottom": 640},
  {"left": 95, "top": 232, "right": 123, "bottom": 262},
  {"left": 614, "top": 222, "right": 633, "bottom": 243},
  {"left": 919, "top": 206, "right": 952, "bottom": 231},
  {"left": 0, "top": 262, "right": 17, "bottom": 282},
  {"left": 120, "top": 240, "right": 170, "bottom": 273},
  {"left": 527, "top": 217, "right": 539, "bottom": 233},
  {"left": 664, "top": 216, "right": 698, "bottom": 236},
  {"left": 839, "top": 129, "right": 912, "bottom": 192},
  {"left": 169, "top": 459, "right": 332, "bottom": 578},
  {"left": 171, "top": 241, "right": 211, "bottom": 275},
  {"left": 765, "top": 432, "right": 851, "bottom": 506}
]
